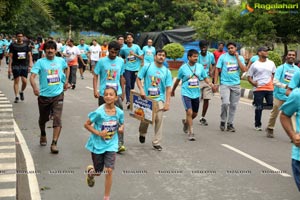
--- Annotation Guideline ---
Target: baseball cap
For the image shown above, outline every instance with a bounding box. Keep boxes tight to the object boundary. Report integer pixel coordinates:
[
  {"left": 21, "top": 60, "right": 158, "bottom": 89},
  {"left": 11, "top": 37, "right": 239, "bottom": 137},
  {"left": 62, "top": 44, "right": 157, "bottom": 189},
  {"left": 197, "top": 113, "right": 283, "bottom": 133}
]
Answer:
[{"left": 257, "top": 46, "right": 269, "bottom": 52}]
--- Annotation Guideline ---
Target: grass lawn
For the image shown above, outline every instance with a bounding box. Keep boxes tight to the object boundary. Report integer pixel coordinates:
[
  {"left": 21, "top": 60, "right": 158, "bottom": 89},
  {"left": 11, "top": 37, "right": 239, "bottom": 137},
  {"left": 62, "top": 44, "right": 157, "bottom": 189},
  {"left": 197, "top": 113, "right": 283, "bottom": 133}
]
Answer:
[{"left": 170, "top": 69, "right": 253, "bottom": 90}]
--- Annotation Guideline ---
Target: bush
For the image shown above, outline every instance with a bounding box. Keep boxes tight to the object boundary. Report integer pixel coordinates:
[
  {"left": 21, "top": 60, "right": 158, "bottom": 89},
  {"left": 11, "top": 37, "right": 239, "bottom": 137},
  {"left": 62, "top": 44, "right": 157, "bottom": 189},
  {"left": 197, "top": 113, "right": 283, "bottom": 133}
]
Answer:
[
  {"left": 268, "top": 51, "right": 283, "bottom": 67},
  {"left": 162, "top": 43, "right": 185, "bottom": 60}
]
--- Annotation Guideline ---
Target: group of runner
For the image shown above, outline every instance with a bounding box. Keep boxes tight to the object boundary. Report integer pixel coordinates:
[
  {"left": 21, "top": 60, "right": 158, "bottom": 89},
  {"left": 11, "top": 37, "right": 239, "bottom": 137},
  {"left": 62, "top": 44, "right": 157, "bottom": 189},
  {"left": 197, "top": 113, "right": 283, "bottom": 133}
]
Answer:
[{"left": 2, "top": 31, "right": 300, "bottom": 198}]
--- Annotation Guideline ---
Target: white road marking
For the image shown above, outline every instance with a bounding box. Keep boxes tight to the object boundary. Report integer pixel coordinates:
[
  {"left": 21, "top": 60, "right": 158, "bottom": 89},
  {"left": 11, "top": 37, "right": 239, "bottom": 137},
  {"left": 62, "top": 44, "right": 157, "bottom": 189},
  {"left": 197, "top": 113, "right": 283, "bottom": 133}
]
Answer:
[
  {"left": 14, "top": 120, "right": 41, "bottom": 200},
  {"left": 222, "top": 144, "right": 291, "bottom": 177},
  {"left": 0, "top": 153, "right": 15, "bottom": 158},
  {"left": 0, "top": 189, "right": 15, "bottom": 198},
  {"left": 0, "top": 174, "right": 16, "bottom": 183}
]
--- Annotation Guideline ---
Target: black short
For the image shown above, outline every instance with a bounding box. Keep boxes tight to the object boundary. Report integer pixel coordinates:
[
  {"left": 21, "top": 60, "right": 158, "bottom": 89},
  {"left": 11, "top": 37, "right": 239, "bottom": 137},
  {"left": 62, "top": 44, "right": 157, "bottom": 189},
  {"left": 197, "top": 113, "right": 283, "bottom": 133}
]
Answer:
[
  {"left": 78, "top": 59, "right": 88, "bottom": 69},
  {"left": 12, "top": 66, "right": 28, "bottom": 78},
  {"left": 0, "top": 53, "right": 3, "bottom": 59},
  {"left": 91, "top": 151, "right": 116, "bottom": 173},
  {"left": 33, "top": 54, "right": 39, "bottom": 62}
]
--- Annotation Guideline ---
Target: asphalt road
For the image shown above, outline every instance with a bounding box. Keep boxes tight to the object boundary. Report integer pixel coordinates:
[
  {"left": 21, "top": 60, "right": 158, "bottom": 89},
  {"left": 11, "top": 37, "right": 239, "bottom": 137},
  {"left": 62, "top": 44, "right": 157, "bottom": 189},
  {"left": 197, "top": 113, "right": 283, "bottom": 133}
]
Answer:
[{"left": 0, "top": 64, "right": 299, "bottom": 200}]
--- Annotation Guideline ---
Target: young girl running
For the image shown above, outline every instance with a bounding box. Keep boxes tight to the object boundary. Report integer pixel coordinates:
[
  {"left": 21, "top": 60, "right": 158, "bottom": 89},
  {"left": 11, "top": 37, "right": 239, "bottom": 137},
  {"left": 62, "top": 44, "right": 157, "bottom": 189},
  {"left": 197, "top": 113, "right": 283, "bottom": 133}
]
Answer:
[{"left": 84, "top": 87, "right": 124, "bottom": 200}]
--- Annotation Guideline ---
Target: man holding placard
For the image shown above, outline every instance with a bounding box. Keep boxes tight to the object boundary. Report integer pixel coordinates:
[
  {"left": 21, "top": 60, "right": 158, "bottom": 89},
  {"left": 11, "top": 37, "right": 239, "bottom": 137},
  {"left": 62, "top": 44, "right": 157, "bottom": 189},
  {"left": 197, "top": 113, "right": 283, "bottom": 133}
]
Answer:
[{"left": 136, "top": 49, "right": 173, "bottom": 151}]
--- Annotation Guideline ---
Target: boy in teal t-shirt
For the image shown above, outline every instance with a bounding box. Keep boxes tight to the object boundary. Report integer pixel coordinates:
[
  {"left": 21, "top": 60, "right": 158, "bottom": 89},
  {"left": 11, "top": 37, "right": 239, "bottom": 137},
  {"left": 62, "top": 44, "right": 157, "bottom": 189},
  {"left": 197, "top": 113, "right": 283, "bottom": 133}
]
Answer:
[
  {"left": 214, "top": 42, "right": 247, "bottom": 132},
  {"left": 172, "top": 49, "right": 215, "bottom": 141},
  {"left": 119, "top": 33, "right": 144, "bottom": 108}
]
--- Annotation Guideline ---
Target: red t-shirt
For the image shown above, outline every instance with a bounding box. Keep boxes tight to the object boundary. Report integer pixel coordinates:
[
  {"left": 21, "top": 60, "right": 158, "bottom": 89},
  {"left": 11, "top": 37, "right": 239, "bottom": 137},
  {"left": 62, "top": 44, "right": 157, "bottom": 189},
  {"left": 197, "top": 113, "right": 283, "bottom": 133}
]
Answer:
[{"left": 213, "top": 50, "right": 226, "bottom": 64}]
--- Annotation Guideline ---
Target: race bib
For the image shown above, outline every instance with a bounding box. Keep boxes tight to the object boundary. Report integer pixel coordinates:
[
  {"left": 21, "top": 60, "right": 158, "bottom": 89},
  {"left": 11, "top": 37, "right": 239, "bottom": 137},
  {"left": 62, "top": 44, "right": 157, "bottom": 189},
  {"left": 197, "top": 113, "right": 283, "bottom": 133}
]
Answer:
[
  {"left": 284, "top": 71, "right": 293, "bottom": 82},
  {"left": 188, "top": 77, "right": 199, "bottom": 88},
  {"left": 17, "top": 52, "right": 26, "bottom": 59},
  {"left": 146, "top": 50, "right": 153, "bottom": 56},
  {"left": 102, "top": 120, "right": 118, "bottom": 140},
  {"left": 106, "top": 82, "right": 118, "bottom": 91},
  {"left": 47, "top": 74, "right": 60, "bottom": 85},
  {"left": 128, "top": 55, "right": 136, "bottom": 62},
  {"left": 226, "top": 63, "right": 238, "bottom": 73},
  {"left": 148, "top": 87, "right": 160, "bottom": 97}
]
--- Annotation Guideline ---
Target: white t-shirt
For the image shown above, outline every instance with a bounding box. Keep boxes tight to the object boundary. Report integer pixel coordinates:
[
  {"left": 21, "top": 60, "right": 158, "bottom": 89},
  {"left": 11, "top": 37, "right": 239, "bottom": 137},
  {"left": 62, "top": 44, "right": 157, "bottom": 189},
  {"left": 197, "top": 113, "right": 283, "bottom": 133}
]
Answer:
[
  {"left": 63, "top": 45, "right": 81, "bottom": 64},
  {"left": 89, "top": 45, "right": 101, "bottom": 61},
  {"left": 248, "top": 60, "right": 276, "bottom": 87},
  {"left": 56, "top": 42, "right": 63, "bottom": 52}
]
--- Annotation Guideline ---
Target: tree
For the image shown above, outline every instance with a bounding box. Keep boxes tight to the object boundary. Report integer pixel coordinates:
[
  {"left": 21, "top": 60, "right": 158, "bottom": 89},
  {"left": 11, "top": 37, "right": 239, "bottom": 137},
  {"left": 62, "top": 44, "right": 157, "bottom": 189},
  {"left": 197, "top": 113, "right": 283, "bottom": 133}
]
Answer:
[{"left": 0, "top": 0, "right": 53, "bottom": 35}]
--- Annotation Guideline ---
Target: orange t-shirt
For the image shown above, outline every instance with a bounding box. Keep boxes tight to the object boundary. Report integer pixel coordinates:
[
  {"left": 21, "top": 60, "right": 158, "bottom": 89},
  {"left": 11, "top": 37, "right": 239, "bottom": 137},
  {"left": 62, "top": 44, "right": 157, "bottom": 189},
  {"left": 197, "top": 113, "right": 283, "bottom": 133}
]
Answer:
[{"left": 101, "top": 45, "right": 108, "bottom": 57}]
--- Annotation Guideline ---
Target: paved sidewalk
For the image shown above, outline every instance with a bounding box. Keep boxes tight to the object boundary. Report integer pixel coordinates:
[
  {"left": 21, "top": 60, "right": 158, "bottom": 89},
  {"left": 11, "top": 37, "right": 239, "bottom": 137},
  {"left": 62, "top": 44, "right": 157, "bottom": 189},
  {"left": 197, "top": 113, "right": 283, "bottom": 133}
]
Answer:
[{"left": 0, "top": 91, "right": 16, "bottom": 200}]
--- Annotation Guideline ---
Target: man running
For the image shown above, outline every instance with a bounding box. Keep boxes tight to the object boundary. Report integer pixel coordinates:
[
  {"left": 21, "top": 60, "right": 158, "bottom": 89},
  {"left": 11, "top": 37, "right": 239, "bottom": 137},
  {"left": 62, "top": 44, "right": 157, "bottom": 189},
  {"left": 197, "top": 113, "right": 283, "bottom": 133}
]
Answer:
[{"left": 8, "top": 32, "right": 33, "bottom": 103}]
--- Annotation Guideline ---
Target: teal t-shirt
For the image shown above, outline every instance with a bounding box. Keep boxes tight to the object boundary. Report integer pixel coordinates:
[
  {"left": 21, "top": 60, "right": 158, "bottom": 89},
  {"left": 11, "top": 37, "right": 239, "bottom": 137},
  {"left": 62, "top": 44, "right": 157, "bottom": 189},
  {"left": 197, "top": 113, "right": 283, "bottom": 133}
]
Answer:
[
  {"left": 197, "top": 51, "right": 215, "bottom": 78},
  {"left": 137, "top": 63, "right": 173, "bottom": 102},
  {"left": 5, "top": 40, "right": 11, "bottom": 52},
  {"left": 94, "top": 56, "right": 125, "bottom": 96},
  {"left": 274, "top": 63, "right": 300, "bottom": 101},
  {"left": 217, "top": 53, "right": 245, "bottom": 85},
  {"left": 32, "top": 44, "right": 39, "bottom": 55},
  {"left": 0, "top": 40, "right": 5, "bottom": 54},
  {"left": 280, "top": 88, "right": 300, "bottom": 161},
  {"left": 250, "top": 55, "right": 259, "bottom": 63},
  {"left": 31, "top": 57, "right": 67, "bottom": 97},
  {"left": 177, "top": 63, "right": 207, "bottom": 99},
  {"left": 142, "top": 46, "right": 156, "bottom": 65},
  {"left": 120, "top": 44, "right": 143, "bottom": 71},
  {"left": 85, "top": 105, "right": 124, "bottom": 154},
  {"left": 288, "top": 70, "right": 300, "bottom": 90},
  {"left": 77, "top": 44, "right": 90, "bottom": 60}
]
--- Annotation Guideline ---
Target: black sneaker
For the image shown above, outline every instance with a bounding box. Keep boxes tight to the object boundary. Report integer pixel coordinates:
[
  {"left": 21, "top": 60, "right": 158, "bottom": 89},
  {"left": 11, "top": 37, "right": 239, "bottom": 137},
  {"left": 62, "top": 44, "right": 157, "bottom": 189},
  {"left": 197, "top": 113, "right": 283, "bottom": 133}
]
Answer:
[
  {"left": 19, "top": 92, "right": 24, "bottom": 101},
  {"left": 71, "top": 84, "right": 76, "bottom": 89},
  {"left": 14, "top": 97, "right": 19, "bottom": 103},
  {"left": 199, "top": 118, "right": 208, "bottom": 126},
  {"left": 227, "top": 124, "right": 236, "bottom": 132},
  {"left": 126, "top": 102, "right": 130, "bottom": 110},
  {"left": 220, "top": 122, "right": 225, "bottom": 131},
  {"left": 139, "top": 136, "right": 145, "bottom": 143},
  {"left": 153, "top": 145, "right": 162, "bottom": 151}
]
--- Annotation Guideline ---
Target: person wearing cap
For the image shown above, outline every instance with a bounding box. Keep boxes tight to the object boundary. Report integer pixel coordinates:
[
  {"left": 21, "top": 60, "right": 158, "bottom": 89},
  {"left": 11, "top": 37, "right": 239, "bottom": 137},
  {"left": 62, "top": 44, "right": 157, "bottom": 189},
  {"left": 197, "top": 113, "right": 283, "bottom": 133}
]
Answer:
[
  {"left": 214, "top": 42, "right": 247, "bottom": 132},
  {"left": 247, "top": 46, "right": 276, "bottom": 131},
  {"left": 265, "top": 50, "right": 299, "bottom": 138}
]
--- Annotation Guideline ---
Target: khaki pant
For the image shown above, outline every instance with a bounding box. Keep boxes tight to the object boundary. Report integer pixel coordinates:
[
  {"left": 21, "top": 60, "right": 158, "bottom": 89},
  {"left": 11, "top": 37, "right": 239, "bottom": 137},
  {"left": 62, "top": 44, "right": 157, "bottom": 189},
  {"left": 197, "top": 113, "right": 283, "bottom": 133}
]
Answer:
[
  {"left": 267, "top": 97, "right": 284, "bottom": 130},
  {"left": 267, "top": 97, "right": 296, "bottom": 131},
  {"left": 139, "top": 101, "right": 164, "bottom": 146}
]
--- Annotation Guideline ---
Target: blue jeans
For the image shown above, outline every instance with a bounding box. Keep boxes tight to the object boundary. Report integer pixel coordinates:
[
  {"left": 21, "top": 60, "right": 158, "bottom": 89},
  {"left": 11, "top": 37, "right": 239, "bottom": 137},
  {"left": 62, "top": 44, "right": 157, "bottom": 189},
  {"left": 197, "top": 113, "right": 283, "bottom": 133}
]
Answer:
[
  {"left": 292, "top": 159, "right": 300, "bottom": 191},
  {"left": 124, "top": 70, "right": 137, "bottom": 103},
  {"left": 253, "top": 91, "right": 273, "bottom": 127}
]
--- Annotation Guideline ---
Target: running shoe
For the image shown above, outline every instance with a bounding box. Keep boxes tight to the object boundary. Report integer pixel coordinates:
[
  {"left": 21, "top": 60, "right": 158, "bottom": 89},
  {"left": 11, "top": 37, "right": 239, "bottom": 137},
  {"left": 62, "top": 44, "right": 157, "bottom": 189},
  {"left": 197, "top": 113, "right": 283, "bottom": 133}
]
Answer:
[
  {"left": 19, "top": 92, "right": 24, "bottom": 101},
  {"left": 199, "top": 118, "right": 208, "bottom": 126},
  {"left": 182, "top": 119, "right": 188, "bottom": 133},
  {"left": 86, "top": 165, "right": 95, "bottom": 187},
  {"left": 153, "top": 145, "right": 163, "bottom": 151}
]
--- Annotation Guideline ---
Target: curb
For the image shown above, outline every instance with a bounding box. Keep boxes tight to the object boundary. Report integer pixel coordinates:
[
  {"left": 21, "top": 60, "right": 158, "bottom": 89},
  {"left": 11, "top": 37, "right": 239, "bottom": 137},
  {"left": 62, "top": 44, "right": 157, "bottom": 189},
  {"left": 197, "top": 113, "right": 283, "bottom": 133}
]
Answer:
[
  {"left": 172, "top": 78, "right": 254, "bottom": 100},
  {"left": 0, "top": 91, "right": 16, "bottom": 199}
]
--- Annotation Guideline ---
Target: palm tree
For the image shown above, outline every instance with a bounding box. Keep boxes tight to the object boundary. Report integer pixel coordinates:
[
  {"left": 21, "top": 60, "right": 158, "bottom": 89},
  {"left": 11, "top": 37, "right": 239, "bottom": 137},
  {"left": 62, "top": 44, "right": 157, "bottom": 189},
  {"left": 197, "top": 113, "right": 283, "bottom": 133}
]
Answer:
[{"left": 0, "top": 0, "right": 53, "bottom": 19}]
